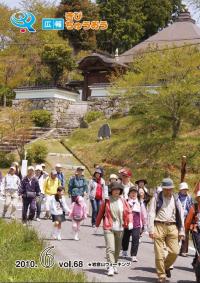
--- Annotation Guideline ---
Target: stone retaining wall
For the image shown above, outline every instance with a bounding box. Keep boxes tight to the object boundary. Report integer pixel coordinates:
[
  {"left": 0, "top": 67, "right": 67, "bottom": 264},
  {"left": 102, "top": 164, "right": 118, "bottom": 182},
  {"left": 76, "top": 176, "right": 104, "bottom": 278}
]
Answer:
[
  {"left": 88, "top": 96, "right": 129, "bottom": 118},
  {"left": 12, "top": 98, "right": 71, "bottom": 128}
]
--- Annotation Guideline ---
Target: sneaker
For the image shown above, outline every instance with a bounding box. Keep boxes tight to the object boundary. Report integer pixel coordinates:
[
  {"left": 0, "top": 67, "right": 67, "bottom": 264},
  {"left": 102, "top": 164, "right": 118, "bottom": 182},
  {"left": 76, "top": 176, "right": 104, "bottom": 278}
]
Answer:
[
  {"left": 92, "top": 225, "right": 96, "bottom": 228},
  {"left": 122, "top": 251, "right": 128, "bottom": 258},
  {"left": 57, "top": 234, "right": 62, "bottom": 241},
  {"left": 74, "top": 233, "right": 79, "bottom": 241},
  {"left": 113, "top": 267, "right": 118, "bottom": 274},
  {"left": 179, "top": 252, "right": 188, "bottom": 257},
  {"left": 132, "top": 256, "right": 138, "bottom": 262},
  {"left": 36, "top": 218, "right": 41, "bottom": 222},
  {"left": 169, "top": 265, "right": 174, "bottom": 270},
  {"left": 2, "top": 213, "right": 6, "bottom": 218},
  {"left": 107, "top": 267, "right": 114, "bottom": 276},
  {"left": 157, "top": 278, "right": 166, "bottom": 283}
]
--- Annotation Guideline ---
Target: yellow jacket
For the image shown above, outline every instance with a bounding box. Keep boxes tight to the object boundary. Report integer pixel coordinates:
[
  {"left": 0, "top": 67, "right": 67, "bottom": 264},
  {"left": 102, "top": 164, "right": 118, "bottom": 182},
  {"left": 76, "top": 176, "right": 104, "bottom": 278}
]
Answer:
[{"left": 44, "top": 177, "right": 61, "bottom": 195}]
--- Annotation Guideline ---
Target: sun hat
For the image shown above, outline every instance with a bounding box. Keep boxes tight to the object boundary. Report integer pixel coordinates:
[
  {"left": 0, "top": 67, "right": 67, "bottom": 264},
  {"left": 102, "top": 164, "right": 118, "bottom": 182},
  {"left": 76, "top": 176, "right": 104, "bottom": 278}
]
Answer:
[
  {"left": 109, "top": 174, "right": 118, "bottom": 180},
  {"left": 119, "top": 168, "right": 132, "bottom": 177},
  {"left": 55, "top": 163, "right": 62, "bottom": 168},
  {"left": 179, "top": 182, "right": 189, "bottom": 191},
  {"left": 109, "top": 181, "right": 123, "bottom": 195},
  {"left": 161, "top": 178, "right": 175, "bottom": 189},
  {"left": 135, "top": 179, "right": 147, "bottom": 185},
  {"left": 35, "top": 165, "right": 42, "bottom": 171},
  {"left": 94, "top": 168, "right": 102, "bottom": 175},
  {"left": 128, "top": 185, "right": 138, "bottom": 195},
  {"left": 28, "top": 166, "right": 35, "bottom": 171},
  {"left": 77, "top": 166, "right": 85, "bottom": 171}
]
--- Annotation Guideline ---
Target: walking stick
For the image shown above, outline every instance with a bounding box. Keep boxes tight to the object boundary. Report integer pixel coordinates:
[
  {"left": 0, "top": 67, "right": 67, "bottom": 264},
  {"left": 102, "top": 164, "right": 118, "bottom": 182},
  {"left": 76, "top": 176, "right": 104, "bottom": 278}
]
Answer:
[{"left": 181, "top": 155, "right": 187, "bottom": 182}]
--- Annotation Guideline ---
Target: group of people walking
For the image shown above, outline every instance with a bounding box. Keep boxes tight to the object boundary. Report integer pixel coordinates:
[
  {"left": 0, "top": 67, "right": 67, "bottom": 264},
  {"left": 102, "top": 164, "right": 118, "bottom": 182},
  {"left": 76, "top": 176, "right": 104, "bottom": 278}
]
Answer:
[{"left": 0, "top": 163, "right": 200, "bottom": 283}]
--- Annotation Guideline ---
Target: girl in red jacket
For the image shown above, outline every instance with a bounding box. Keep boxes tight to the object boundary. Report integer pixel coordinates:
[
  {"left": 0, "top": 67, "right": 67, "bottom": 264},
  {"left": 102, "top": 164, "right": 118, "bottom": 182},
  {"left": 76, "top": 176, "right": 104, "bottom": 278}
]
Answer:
[{"left": 96, "top": 181, "right": 133, "bottom": 277}]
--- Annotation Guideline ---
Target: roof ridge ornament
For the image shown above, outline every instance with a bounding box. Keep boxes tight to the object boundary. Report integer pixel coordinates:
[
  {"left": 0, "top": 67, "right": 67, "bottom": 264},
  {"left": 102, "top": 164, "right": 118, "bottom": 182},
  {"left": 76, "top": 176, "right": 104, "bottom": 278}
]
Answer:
[{"left": 175, "top": 10, "right": 196, "bottom": 24}]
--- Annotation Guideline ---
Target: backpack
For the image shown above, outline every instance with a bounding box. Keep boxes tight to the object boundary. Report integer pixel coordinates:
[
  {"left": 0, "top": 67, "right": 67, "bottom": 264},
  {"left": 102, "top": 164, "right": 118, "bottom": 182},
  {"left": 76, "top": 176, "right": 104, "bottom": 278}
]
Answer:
[{"left": 72, "top": 202, "right": 84, "bottom": 221}]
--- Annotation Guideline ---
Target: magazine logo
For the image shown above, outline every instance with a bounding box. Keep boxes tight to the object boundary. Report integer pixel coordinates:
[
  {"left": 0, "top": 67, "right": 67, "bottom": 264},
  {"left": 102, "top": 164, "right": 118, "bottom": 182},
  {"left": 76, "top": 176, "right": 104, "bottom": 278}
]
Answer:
[
  {"left": 10, "top": 11, "right": 36, "bottom": 33},
  {"left": 40, "top": 246, "right": 55, "bottom": 268}
]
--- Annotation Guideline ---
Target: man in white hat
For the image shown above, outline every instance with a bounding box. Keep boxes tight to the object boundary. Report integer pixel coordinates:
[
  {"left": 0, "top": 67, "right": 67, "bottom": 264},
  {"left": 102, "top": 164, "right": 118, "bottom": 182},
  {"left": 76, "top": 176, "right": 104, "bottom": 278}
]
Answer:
[
  {"left": 185, "top": 189, "right": 200, "bottom": 275},
  {"left": 1, "top": 166, "right": 21, "bottom": 219},
  {"left": 55, "top": 163, "right": 65, "bottom": 187},
  {"left": 148, "top": 178, "right": 185, "bottom": 283},
  {"left": 177, "top": 182, "right": 193, "bottom": 257}
]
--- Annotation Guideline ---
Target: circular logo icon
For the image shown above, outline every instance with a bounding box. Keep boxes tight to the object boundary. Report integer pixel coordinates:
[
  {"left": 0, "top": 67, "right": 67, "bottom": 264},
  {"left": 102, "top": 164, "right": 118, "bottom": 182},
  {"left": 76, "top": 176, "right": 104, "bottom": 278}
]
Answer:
[{"left": 40, "top": 246, "right": 55, "bottom": 268}]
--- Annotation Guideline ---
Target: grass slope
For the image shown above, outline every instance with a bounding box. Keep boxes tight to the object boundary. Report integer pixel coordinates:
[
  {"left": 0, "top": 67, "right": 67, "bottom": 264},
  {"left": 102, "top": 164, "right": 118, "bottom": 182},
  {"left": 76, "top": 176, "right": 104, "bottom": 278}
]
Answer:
[
  {"left": 63, "top": 115, "right": 200, "bottom": 189},
  {"left": 0, "top": 219, "right": 86, "bottom": 282}
]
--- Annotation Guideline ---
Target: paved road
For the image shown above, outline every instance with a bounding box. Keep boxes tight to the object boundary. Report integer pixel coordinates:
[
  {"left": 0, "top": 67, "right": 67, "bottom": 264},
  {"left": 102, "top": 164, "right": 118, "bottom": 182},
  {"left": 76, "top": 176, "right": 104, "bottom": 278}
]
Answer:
[{"left": 0, "top": 197, "right": 196, "bottom": 283}]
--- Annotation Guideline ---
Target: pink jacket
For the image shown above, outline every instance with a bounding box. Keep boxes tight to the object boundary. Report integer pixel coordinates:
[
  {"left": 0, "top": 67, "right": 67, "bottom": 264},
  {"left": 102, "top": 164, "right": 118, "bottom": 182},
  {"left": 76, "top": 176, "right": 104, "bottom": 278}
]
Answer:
[
  {"left": 96, "top": 197, "right": 133, "bottom": 230},
  {"left": 69, "top": 199, "right": 87, "bottom": 221}
]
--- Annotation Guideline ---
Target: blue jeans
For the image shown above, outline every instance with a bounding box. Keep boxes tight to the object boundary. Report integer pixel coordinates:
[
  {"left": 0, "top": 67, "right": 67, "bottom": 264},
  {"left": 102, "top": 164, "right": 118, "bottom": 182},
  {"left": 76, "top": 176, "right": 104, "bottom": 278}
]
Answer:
[{"left": 90, "top": 199, "right": 101, "bottom": 226}]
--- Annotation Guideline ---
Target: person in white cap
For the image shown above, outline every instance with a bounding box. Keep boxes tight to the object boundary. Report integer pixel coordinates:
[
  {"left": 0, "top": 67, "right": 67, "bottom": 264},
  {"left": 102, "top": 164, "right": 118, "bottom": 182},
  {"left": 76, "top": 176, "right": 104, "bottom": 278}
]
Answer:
[
  {"left": 178, "top": 182, "right": 193, "bottom": 257},
  {"left": 1, "top": 166, "right": 21, "bottom": 219},
  {"left": 148, "top": 178, "right": 185, "bottom": 283},
  {"left": 35, "top": 165, "right": 46, "bottom": 221},
  {"left": 19, "top": 166, "right": 40, "bottom": 225},
  {"left": 40, "top": 163, "right": 49, "bottom": 178},
  {"left": 55, "top": 163, "right": 65, "bottom": 187},
  {"left": 185, "top": 189, "right": 200, "bottom": 273}
]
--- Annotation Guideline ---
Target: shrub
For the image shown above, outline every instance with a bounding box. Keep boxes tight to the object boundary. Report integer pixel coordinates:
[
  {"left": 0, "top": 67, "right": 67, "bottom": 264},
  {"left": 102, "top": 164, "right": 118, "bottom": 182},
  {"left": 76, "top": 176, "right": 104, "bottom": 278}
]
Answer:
[
  {"left": 27, "top": 143, "right": 48, "bottom": 164},
  {"left": 0, "top": 152, "right": 15, "bottom": 168},
  {"left": 84, "top": 111, "right": 103, "bottom": 123},
  {"left": 31, "top": 110, "right": 52, "bottom": 127}
]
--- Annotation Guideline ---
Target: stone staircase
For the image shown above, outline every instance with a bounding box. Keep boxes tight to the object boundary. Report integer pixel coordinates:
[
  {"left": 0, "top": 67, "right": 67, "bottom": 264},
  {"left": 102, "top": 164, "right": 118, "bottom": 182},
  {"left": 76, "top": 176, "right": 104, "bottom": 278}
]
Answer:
[
  {"left": 0, "top": 101, "right": 89, "bottom": 153},
  {"left": 0, "top": 127, "right": 51, "bottom": 153},
  {"left": 56, "top": 101, "right": 88, "bottom": 128}
]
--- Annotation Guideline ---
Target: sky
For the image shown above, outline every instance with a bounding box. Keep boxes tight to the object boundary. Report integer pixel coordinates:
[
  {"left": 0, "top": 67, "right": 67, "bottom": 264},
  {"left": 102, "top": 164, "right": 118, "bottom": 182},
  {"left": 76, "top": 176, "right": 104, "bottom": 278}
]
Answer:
[{"left": 2, "top": 0, "right": 200, "bottom": 23}]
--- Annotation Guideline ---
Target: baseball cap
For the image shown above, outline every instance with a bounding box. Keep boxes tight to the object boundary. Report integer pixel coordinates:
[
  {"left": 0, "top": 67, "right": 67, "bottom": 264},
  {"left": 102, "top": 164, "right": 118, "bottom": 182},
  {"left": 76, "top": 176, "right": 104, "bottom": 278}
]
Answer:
[
  {"left": 28, "top": 166, "right": 35, "bottom": 171},
  {"left": 35, "top": 165, "right": 42, "bottom": 171}
]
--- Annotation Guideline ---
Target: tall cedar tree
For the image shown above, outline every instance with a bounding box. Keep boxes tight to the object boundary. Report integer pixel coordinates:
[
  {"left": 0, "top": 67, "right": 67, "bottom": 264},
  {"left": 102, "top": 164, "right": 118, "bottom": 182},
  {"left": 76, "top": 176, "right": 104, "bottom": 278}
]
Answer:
[
  {"left": 96, "top": 0, "right": 182, "bottom": 54},
  {"left": 56, "top": 0, "right": 99, "bottom": 54}
]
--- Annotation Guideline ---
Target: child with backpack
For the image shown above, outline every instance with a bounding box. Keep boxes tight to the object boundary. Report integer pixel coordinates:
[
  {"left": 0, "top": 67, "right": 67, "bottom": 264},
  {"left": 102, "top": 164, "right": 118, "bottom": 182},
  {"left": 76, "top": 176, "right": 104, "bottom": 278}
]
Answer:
[
  {"left": 69, "top": 195, "right": 87, "bottom": 241},
  {"left": 50, "top": 187, "right": 70, "bottom": 241}
]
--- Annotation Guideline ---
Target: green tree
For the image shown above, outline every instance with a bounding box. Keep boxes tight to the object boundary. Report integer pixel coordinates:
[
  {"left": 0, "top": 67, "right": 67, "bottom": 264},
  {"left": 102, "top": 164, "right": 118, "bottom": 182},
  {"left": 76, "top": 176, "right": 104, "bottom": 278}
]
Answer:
[
  {"left": 96, "top": 0, "right": 145, "bottom": 54},
  {"left": 41, "top": 44, "right": 75, "bottom": 85},
  {"left": 112, "top": 46, "right": 200, "bottom": 139},
  {"left": 142, "top": 0, "right": 183, "bottom": 39},
  {"left": 56, "top": 0, "right": 99, "bottom": 54},
  {"left": 96, "top": 0, "right": 182, "bottom": 54}
]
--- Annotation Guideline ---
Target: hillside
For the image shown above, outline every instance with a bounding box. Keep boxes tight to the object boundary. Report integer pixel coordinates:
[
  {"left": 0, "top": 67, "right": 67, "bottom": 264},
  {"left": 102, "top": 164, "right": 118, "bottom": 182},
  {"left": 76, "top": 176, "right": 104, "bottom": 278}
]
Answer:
[{"left": 63, "top": 115, "right": 200, "bottom": 190}]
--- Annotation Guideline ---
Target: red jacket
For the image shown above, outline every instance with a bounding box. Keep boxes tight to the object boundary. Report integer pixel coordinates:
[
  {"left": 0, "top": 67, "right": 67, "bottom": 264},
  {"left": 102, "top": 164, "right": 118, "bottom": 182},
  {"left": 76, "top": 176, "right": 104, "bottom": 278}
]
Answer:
[{"left": 96, "top": 197, "right": 133, "bottom": 230}]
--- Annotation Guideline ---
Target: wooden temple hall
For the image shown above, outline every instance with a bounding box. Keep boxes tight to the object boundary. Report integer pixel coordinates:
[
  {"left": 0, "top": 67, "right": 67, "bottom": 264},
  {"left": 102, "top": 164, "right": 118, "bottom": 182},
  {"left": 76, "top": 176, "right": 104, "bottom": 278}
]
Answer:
[{"left": 75, "top": 11, "right": 200, "bottom": 101}]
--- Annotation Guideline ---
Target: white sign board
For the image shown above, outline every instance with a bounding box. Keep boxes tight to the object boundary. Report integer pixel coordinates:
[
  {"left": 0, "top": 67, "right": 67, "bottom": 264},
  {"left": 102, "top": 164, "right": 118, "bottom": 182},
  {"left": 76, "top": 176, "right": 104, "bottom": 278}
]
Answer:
[{"left": 21, "top": 160, "right": 28, "bottom": 178}]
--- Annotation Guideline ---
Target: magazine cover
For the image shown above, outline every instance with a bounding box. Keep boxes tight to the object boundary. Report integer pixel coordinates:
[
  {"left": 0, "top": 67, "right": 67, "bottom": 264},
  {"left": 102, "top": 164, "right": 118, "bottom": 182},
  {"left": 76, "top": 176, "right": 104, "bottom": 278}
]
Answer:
[{"left": 0, "top": 0, "right": 199, "bottom": 282}]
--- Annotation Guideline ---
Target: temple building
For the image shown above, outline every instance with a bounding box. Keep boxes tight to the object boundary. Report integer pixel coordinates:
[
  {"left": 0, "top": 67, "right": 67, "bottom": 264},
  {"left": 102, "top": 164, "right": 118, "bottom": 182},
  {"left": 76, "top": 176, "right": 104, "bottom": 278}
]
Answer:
[{"left": 78, "top": 11, "right": 200, "bottom": 101}]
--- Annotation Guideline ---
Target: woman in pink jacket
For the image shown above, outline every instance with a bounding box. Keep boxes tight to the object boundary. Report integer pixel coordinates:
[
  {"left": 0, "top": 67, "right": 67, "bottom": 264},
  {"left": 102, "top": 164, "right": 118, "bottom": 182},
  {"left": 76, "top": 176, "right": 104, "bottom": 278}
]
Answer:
[
  {"left": 96, "top": 181, "right": 133, "bottom": 277},
  {"left": 122, "top": 185, "right": 147, "bottom": 262}
]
